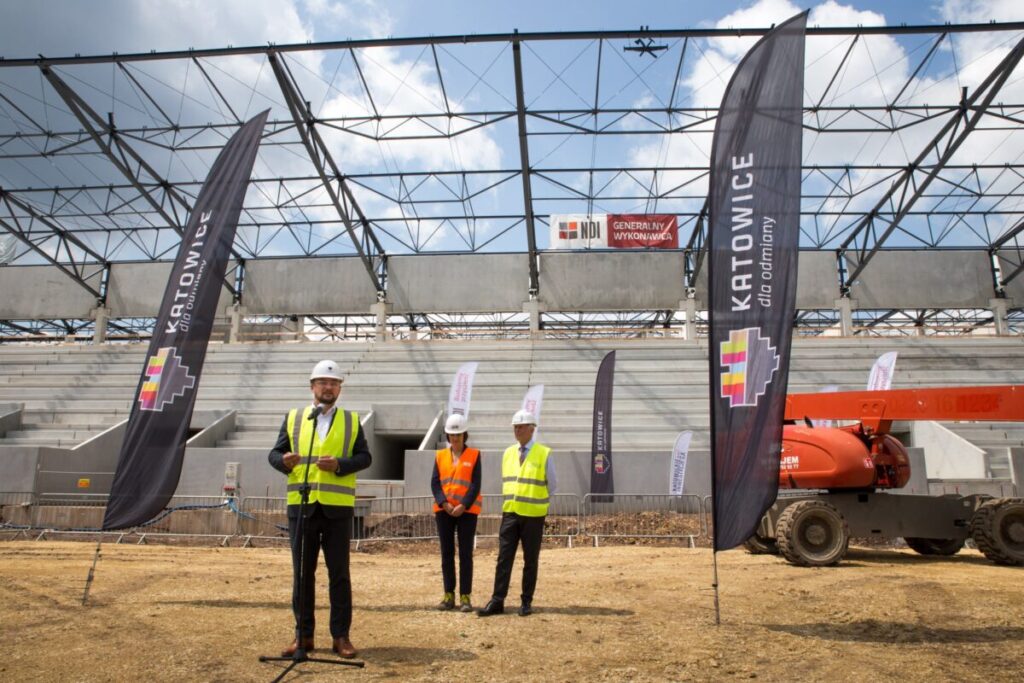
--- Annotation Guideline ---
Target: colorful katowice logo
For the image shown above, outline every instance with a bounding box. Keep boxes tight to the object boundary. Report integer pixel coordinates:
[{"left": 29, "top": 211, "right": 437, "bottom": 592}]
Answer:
[
  {"left": 720, "top": 327, "right": 780, "bottom": 408},
  {"left": 138, "top": 347, "right": 196, "bottom": 412}
]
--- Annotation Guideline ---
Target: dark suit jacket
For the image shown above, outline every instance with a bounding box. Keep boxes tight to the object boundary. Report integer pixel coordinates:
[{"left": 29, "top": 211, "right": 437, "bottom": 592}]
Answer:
[{"left": 268, "top": 407, "right": 372, "bottom": 519}]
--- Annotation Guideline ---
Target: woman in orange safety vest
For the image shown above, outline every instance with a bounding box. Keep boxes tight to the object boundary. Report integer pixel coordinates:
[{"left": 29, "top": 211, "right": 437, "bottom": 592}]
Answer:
[{"left": 431, "top": 413, "right": 482, "bottom": 612}]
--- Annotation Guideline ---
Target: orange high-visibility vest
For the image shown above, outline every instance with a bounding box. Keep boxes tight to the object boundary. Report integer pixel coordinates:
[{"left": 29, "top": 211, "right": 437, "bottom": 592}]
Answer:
[{"left": 433, "top": 447, "right": 482, "bottom": 514}]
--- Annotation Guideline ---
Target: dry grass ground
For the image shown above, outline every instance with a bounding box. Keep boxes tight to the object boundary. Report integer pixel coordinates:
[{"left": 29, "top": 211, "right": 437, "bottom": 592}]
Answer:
[{"left": 0, "top": 539, "right": 1021, "bottom": 682}]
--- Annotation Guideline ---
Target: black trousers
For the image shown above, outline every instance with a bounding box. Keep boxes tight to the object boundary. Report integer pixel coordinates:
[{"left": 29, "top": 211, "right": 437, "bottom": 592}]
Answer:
[
  {"left": 491, "top": 512, "right": 545, "bottom": 603},
  {"left": 435, "top": 511, "right": 478, "bottom": 595},
  {"left": 288, "top": 506, "right": 352, "bottom": 638}
]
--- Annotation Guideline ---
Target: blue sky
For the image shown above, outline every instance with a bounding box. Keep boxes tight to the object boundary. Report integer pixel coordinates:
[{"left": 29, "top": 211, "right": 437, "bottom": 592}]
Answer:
[
  {"left": 0, "top": 1, "right": 1009, "bottom": 58},
  {"left": 0, "top": 1, "right": 1021, "bottom": 259}
]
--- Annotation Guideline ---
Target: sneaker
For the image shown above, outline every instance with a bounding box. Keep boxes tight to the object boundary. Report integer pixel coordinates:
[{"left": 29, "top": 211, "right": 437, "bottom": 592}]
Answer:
[
  {"left": 459, "top": 594, "right": 473, "bottom": 612},
  {"left": 437, "top": 591, "right": 455, "bottom": 611}
]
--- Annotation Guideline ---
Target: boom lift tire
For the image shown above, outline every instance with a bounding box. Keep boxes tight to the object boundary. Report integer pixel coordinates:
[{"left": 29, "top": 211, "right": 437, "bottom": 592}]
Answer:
[
  {"left": 776, "top": 500, "right": 849, "bottom": 566},
  {"left": 742, "top": 531, "right": 779, "bottom": 555},
  {"left": 970, "top": 498, "right": 1024, "bottom": 566},
  {"left": 903, "top": 537, "right": 965, "bottom": 556}
]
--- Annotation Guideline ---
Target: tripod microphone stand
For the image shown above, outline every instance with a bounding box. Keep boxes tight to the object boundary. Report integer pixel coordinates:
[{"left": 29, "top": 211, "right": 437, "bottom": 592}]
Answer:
[{"left": 259, "top": 405, "right": 364, "bottom": 680}]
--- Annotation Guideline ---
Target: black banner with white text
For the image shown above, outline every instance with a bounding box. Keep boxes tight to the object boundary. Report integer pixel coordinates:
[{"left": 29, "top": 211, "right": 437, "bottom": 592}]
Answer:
[
  {"left": 708, "top": 14, "right": 806, "bottom": 551},
  {"left": 103, "top": 111, "right": 268, "bottom": 530},
  {"left": 590, "top": 350, "right": 616, "bottom": 498}
]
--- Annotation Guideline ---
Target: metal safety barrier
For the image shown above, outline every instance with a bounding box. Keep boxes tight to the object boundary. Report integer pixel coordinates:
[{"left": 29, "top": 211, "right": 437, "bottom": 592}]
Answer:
[
  {"left": 361, "top": 496, "right": 437, "bottom": 541},
  {"left": 132, "top": 496, "right": 237, "bottom": 543},
  {"left": 6, "top": 492, "right": 712, "bottom": 548},
  {"left": 476, "top": 493, "right": 582, "bottom": 542},
  {"left": 237, "top": 496, "right": 291, "bottom": 543},
  {"left": 703, "top": 495, "right": 713, "bottom": 539},
  {"left": 0, "top": 491, "right": 35, "bottom": 535},
  {"left": 582, "top": 494, "right": 706, "bottom": 546}
]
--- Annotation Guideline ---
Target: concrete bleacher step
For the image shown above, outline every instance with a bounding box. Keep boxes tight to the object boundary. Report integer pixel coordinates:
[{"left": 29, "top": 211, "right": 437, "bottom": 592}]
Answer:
[{"left": 1, "top": 336, "right": 1022, "bottom": 464}]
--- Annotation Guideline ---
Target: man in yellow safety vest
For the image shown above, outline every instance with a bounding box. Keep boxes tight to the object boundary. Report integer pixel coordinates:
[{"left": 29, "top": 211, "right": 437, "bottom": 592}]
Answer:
[
  {"left": 478, "top": 409, "right": 556, "bottom": 617},
  {"left": 268, "top": 359, "right": 371, "bottom": 659}
]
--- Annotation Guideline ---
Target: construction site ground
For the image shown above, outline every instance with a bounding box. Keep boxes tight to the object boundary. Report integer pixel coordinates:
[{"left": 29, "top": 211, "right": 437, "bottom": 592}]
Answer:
[{"left": 1, "top": 539, "right": 1021, "bottom": 682}]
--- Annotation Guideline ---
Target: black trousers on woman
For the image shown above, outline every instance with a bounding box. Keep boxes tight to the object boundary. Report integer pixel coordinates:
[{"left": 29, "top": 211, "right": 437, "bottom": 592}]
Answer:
[{"left": 434, "top": 511, "right": 478, "bottom": 594}]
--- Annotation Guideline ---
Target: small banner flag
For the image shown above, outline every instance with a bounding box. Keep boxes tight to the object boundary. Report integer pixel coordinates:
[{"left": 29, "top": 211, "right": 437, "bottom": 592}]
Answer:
[
  {"left": 867, "top": 352, "right": 898, "bottom": 391},
  {"left": 670, "top": 431, "right": 692, "bottom": 496},
  {"left": 447, "top": 362, "right": 478, "bottom": 418},
  {"left": 590, "top": 351, "right": 616, "bottom": 499},
  {"left": 708, "top": 12, "right": 807, "bottom": 551},
  {"left": 102, "top": 111, "right": 268, "bottom": 530},
  {"left": 521, "top": 384, "right": 545, "bottom": 439}
]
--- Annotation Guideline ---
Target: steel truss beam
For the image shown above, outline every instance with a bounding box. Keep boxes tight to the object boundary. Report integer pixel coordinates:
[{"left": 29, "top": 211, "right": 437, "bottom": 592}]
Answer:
[
  {"left": 7, "top": 22, "right": 1024, "bottom": 69},
  {"left": 838, "top": 33, "right": 1024, "bottom": 294},
  {"left": 38, "top": 65, "right": 191, "bottom": 236},
  {"left": 37, "top": 64, "right": 243, "bottom": 298},
  {"left": 512, "top": 37, "right": 540, "bottom": 297},
  {"left": 267, "top": 50, "right": 387, "bottom": 297},
  {"left": 0, "top": 189, "right": 106, "bottom": 299}
]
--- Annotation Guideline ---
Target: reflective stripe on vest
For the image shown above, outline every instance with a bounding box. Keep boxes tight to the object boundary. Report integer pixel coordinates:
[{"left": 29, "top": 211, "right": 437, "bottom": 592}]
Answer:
[
  {"left": 286, "top": 406, "right": 359, "bottom": 507},
  {"left": 433, "top": 447, "right": 482, "bottom": 514},
  {"left": 501, "top": 443, "right": 550, "bottom": 517}
]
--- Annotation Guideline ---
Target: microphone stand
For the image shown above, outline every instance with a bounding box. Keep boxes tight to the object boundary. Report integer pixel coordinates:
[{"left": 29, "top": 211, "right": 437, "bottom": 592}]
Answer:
[{"left": 260, "top": 405, "right": 364, "bottom": 680}]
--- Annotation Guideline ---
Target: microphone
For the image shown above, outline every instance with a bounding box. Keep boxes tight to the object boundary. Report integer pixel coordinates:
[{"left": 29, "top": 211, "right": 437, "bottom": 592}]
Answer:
[{"left": 308, "top": 404, "right": 323, "bottom": 421}]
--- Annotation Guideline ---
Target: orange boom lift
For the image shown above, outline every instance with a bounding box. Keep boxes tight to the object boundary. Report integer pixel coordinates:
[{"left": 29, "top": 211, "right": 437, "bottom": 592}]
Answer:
[{"left": 744, "top": 385, "right": 1024, "bottom": 566}]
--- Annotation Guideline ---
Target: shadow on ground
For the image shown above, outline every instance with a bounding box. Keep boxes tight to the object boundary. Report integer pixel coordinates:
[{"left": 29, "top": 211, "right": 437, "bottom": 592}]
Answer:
[{"left": 765, "top": 620, "right": 1024, "bottom": 644}]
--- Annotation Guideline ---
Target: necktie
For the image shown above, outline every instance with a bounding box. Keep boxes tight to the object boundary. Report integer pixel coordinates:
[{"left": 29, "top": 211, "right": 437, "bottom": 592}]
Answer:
[{"left": 519, "top": 446, "right": 527, "bottom": 465}]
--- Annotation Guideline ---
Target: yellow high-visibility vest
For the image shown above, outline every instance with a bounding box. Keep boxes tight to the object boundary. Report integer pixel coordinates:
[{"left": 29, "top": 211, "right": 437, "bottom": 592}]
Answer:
[
  {"left": 286, "top": 406, "right": 359, "bottom": 507},
  {"left": 501, "top": 443, "right": 551, "bottom": 517}
]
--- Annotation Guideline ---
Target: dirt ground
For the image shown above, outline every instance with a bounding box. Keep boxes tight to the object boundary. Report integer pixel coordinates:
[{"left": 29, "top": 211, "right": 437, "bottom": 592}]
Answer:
[{"left": 0, "top": 539, "right": 1021, "bottom": 682}]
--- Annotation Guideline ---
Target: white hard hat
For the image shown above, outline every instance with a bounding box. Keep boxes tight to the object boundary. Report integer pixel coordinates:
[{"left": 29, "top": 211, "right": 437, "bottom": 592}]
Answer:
[
  {"left": 511, "top": 409, "right": 537, "bottom": 426},
  {"left": 310, "top": 360, "right": 343, "bottom": 381},
  {"left": 445, "top": 414, "right": 468, "bottom": 435}
]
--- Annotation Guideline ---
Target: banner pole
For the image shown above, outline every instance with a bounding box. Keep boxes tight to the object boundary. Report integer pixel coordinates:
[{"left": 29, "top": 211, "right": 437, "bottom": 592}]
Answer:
[
  {"left": 712, "top": 549, "right": 721, "bottom": 626},
  {"left": 81, "top": 540, "right": 102, "bottom": 606}
]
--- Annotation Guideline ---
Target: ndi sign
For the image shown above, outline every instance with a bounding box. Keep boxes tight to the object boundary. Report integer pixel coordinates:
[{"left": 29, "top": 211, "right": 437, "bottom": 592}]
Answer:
[{"left": 550, "top": 214, "right": 678, "bottom": 249}]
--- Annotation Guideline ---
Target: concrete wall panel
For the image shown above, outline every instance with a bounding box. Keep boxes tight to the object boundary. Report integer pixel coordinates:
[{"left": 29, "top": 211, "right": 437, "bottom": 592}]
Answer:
[
  {"left": 797, "top": 250, "right": 840, "bottom": 308},
  {"left": 0, "top": 266, "right": 96, "bottom": 319},
  {"left": 388, "top": 254, "right": 528, "bottom": 313},
  {"left": 244, "top": 257, "right": 377, "bottom": 315},
  {"left": 539, "top": 252, "right": 686, "bottom": 311},
  {"left": 1002, "top": 255, "right": 1024, "bottom": 303},
  {"left": 848, "top": 251, "right": 994, "bottom": 309},
  {"left": 107, "top": 261, "right": 236, "bottom": 317}
]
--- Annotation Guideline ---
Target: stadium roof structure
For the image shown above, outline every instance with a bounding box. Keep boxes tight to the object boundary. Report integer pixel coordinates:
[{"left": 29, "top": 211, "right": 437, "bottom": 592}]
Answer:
[{"left": 1, "top": 21, "right": 1024, "bottom": 340}]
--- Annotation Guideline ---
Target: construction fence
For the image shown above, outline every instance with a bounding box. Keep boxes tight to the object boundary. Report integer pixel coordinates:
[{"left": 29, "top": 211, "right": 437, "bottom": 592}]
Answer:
[{"left": 0, "top": 492, "right": 710, "bottom": 547}]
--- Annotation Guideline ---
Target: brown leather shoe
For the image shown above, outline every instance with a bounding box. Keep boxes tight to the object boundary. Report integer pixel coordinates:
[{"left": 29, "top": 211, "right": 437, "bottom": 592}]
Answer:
[
  {"left": 280, "top": 636, "right": 314, "bottom": 657},
  {"left": 333, "top": 636, "right": 358, "bottom": 659}
]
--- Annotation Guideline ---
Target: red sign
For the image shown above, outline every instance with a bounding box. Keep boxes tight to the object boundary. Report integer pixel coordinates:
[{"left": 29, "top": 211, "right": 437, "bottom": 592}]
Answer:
[{"left": 607, "top": 214, "right": 678, "bottom": 248}]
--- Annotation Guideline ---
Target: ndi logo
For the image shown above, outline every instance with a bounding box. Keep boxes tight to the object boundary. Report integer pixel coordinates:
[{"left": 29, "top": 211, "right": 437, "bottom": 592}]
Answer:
[
  {"left": 138, "top": 347, "right": 196, "bottom": 411},
  {"left": 720, "top": 327, "right": 780, "bottom": 408},
  {"left": 558, "top": 220, "right": 600, "bottom": 240}
]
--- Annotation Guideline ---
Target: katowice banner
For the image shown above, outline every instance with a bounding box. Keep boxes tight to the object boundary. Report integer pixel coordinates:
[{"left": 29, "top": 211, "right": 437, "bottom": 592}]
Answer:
[
  {"left": 521, "top": 384, "right": 545, "bottom": 440},
  {"left": 103, "top": 110, "right": 268, "bottom": 530},
  {"left": 708, "top": 13, "right": 806, "bottom": 551},
  {"left": 590, "top": 350, "right": 616, "bottom": 499},
  {"left": 867, "top": 351, "right": 898, "bottom": 391},
  {"left": 447, "top": 362, "right": 478, "bottom": 418}
]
